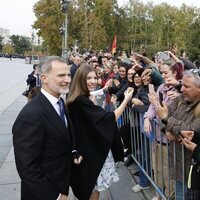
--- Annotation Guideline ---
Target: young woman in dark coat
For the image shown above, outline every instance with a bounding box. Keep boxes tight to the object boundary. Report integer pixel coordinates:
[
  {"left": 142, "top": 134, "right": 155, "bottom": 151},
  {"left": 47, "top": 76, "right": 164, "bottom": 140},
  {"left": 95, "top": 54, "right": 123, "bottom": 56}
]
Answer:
[{"left": 66, "top": 63, "right": 133, "bottom": 200}]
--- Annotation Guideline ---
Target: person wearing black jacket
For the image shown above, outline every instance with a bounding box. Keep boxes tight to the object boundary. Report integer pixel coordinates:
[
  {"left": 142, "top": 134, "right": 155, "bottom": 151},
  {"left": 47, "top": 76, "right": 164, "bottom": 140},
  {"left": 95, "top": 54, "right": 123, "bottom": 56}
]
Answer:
[
  {"left": 66, "top": 63, "right": 133, "bottom": 200},
  {"left": 26, "top": 64, "right": 40, "bottom": 92},
  {"left": 13, "top": 56, "right": 81, "bottom": 200}
]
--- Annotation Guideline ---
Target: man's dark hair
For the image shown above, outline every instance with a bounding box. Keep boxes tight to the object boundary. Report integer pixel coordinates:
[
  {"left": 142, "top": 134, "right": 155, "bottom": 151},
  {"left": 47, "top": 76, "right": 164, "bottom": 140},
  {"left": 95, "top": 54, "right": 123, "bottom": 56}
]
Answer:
[{"left": 33, "top": 64, "right": 38, "bottom": 70}]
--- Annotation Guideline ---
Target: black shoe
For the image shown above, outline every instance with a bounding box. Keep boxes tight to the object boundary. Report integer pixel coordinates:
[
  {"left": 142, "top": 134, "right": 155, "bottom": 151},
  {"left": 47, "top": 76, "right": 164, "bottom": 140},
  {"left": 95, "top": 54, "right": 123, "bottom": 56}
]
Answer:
[{"left": 124, "top": 155, "right": 134, "bottom": 167}]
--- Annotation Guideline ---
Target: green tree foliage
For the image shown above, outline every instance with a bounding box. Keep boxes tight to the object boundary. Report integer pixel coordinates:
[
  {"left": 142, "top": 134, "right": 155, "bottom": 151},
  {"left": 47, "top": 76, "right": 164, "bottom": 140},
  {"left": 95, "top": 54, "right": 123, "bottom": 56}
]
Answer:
[
  {"left": 0, "top": 36, "right": 3, "bottom": 52},
  {"left": 125, "top": 0, "right": 200, "bottom": 59},
  {"left": 32, "top": 0, "right": 200, "bottom": 59},
  {"left": 68, "top": 0, "right": 120, "bottom": 50},
  {"left": 10, "top": 35, "right": 32, "bottom": 54},
  {"left": 2, "top": 44, "right": 15, "bottom": 54},
  {"left": 186, "top": 13, "right": 200, "bottom": 60},
  {"left": 33, "top": 0, "right": 64, "bottom": 55}
]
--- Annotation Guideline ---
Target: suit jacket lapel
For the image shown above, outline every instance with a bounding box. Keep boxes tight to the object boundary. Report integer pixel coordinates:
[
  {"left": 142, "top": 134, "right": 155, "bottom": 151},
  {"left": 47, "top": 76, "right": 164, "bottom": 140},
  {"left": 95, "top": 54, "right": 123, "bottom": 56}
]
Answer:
[{"left": 38, "top": 93, "right": 72, "bottom": 149}]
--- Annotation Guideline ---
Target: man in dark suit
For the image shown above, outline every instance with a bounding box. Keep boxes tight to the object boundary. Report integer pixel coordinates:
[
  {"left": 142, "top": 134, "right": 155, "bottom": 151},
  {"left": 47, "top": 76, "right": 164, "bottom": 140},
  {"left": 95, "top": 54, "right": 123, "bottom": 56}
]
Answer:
[
  {"left": 13, "top": 56, "right": 81, "bottom": 200},
  {"left": 26, "top": 64, "right": 40, "bottom": 91},
  {"left": 70, "top": 55, "right": 81, "bottom": 80}
]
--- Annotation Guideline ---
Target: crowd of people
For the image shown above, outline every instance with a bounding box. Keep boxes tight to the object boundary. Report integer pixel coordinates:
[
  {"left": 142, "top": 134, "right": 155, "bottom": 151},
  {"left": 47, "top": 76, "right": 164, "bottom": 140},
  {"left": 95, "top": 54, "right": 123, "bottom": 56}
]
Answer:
[{"left": 13, "top": 47, "right": 200, "bottom": 200}]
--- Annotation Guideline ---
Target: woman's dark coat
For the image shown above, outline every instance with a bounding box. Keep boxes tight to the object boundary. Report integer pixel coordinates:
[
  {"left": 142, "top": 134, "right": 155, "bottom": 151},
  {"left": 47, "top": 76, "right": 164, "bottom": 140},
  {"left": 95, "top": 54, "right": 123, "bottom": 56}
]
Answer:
[{"left": 68, "top": 95, "right": 124, "bottom": 200}]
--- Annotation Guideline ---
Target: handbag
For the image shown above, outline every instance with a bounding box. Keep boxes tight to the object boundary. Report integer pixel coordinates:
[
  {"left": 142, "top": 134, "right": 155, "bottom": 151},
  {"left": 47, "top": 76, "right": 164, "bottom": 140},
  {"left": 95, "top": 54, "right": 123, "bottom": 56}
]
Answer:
[{"left": 22, "top": 86, "right": 29, "bottom": 97}]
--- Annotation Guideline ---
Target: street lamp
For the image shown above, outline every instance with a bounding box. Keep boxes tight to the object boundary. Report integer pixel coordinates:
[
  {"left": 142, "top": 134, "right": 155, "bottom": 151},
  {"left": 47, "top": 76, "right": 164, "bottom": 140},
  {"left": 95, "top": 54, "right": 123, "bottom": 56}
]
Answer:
[
  {"left": 60, "top": 0, "right": 71, "bottom": 60},
  {"left": 31, "top": 32, "right": 35, "bottom": 62}
]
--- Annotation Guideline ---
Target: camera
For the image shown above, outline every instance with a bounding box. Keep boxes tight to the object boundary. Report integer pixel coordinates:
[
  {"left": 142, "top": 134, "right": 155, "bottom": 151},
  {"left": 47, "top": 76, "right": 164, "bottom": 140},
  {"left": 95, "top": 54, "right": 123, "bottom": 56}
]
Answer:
[{"left": 155, "top": 52, "right": 170, "bottom": 61}]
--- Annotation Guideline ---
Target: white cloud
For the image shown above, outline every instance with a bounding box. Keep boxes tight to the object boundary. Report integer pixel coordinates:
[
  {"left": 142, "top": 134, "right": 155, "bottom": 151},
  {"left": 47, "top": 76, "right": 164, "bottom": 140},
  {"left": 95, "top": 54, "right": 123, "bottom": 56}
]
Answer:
[{"left": 0, "top": 0, "right": 38, "bottom": 36}]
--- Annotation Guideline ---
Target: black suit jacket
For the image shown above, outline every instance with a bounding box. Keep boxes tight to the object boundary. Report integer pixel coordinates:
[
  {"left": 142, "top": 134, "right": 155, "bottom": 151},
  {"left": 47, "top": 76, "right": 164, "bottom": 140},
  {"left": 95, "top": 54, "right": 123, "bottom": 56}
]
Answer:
[
  {"left": 26, "top": 71, "right": 36, "bottom": 92},
  {"left": 13, "top": 92, "right": 73, "bottom": 200},
  {"left": 70, "top": 64, "right": 78, "bottom": 80}
]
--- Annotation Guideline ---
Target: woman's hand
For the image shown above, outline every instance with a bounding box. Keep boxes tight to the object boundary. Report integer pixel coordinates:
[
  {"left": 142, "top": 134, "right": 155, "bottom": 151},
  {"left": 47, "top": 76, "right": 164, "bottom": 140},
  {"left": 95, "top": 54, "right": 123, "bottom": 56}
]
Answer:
[
  {"left": 143, "top": 118, "right": 152, "bottom": 134},
  {"left": 113, "top": 79, "right": 120, "bottom": 87},
  {"left": 142, "top": 68, "right": 152, "bottom": 77},
  {"left": 124, "top": 87, "right": 134, "bottom": 102},
  {"left": 103, "top": 79, "right": 112, "bottom": 90},
  {"left": 167, "top": 91, "right": 180, "bottom": 100},
  {"left": 155, "top": 102, "right": 168, "bottom": 120},
  {"left": 148, "top": 90, "right": 158, "bottom": 106},
  {"left": 131, "top": 98, "right": 144, "bottom": 106},
  {"left": 165, "top": 77, "right": 179, "bottom": 86},
  {"left": 89, "top": 95, "right": 96, "bottom": 104},
  {"left": 111, "top": 95, "right": 117, "bottom": 104}
]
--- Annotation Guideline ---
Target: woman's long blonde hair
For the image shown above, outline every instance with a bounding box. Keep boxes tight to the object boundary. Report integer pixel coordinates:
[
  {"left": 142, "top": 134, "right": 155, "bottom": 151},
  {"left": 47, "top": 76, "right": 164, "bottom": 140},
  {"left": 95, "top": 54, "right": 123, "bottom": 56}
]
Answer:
[{"left": 66, "top": 63, "right": 96, "bottom": 107}]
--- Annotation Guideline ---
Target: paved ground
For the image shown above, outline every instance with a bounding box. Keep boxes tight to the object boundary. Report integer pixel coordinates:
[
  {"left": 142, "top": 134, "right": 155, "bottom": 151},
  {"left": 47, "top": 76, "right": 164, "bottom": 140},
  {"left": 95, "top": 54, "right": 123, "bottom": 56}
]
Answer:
[{"left": 0, "top": 58, "right": 153, "bottom": 200}]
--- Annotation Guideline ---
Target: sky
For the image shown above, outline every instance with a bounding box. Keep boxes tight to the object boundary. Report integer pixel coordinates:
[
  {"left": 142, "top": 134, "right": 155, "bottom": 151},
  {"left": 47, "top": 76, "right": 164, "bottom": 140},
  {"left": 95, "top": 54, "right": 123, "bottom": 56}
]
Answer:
[{"left": 0, "top": 0, "right": 199, "bottom": 37}]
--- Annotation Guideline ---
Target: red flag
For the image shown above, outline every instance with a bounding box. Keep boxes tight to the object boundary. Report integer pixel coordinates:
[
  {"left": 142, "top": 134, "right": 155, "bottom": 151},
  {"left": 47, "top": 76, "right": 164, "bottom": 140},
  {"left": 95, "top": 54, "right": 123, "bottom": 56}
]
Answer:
[{"left": 111, "top": 34, "right": 117, "bottom": 55}]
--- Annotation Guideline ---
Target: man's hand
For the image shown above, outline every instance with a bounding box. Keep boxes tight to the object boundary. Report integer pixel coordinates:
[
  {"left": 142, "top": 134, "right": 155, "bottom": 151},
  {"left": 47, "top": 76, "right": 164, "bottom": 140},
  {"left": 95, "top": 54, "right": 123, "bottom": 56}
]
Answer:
[
  {"left": 181, "top": 130, "right": 194, "bottom": 141},
  {"left": 166, "top": 132, "right": 176, "bottom": 141},
  {"left": 72, "top": 151, "right": 83, "bottom": 165},
  {"left": 181, "top": 137, "right": 197, "bottom": 151}
]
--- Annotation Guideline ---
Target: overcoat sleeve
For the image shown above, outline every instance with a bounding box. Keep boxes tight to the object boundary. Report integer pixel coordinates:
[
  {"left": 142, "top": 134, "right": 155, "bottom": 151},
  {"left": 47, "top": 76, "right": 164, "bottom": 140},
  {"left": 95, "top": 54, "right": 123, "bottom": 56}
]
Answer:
[{"left": 69, "top": 95, "right": 123, "bottom": 200}]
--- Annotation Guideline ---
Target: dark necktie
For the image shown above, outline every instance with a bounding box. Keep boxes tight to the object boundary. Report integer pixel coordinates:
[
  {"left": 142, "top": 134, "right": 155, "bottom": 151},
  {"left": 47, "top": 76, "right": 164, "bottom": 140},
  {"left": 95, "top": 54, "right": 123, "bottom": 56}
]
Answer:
[{"left": 57, "top": 99, "right": 67, "bottom": 126}]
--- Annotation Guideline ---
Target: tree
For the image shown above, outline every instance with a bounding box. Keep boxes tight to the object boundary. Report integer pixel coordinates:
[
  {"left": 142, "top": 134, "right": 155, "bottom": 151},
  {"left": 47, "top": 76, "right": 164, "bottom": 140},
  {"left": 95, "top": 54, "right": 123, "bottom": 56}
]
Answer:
[
  {"left": 0, "top": 36, "right": 3, "bottom": 52},
  {"left": 10, "top": 35, "right": 32, "bottom": 54},
  {"left": 186, "top": 12, "right": 200, "bottom": 60},
  {"left": 32, "top": 0, "right": 200, "bottom": 57},
  {"left": 2, "top": 44, "right": 15, "bottom": 54},
  {"left": 33, "top": 0, "right": 64, "bottom": 55}
]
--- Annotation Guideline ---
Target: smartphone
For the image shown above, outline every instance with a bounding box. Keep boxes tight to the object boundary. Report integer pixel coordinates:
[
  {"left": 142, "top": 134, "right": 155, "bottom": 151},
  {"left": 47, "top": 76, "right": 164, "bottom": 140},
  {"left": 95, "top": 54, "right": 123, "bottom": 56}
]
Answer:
[
  {"left": 159, "top": 92, "right": 163, "bottom": 106},
  {"left": 148, "top": 84, "right": 155, "bottom": 93}
]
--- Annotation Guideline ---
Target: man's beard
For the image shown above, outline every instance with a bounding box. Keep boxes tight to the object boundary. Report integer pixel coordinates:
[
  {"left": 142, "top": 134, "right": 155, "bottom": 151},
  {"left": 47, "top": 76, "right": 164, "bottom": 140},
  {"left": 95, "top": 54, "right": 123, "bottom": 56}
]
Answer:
[{"left": 60, "top": 88, "right": 69, "bottom": 94}]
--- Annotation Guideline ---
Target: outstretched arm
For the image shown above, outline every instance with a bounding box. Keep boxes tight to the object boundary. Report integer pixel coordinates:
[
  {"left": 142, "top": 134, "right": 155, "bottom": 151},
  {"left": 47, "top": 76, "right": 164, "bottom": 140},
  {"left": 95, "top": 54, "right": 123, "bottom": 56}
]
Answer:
[{"left": 114, "top": 87, "right": 133, "bottom": 120}]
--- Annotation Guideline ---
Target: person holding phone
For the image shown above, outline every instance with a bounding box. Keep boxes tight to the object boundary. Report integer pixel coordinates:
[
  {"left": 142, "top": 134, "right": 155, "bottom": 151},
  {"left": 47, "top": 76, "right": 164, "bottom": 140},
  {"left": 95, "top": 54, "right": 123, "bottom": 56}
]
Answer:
[
  {"left": 131, "top": 67, "right": 163, "bottom": 193},
  {"left": 152, "top": 69, "right": 200, "bottom": 200},
  {"left": 180, "top": 130, "right": 200, "bottom": 200},
  {"left": 143, "top": 59, "right": 183, "bottom": 200}
]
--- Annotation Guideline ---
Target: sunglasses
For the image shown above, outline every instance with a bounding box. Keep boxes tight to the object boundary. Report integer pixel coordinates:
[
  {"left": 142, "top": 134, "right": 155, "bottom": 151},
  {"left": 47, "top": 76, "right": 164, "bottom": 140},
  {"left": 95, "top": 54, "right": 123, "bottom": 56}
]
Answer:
[{"left": 189, "top": 69, "right": 200, "bottom": 77}]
